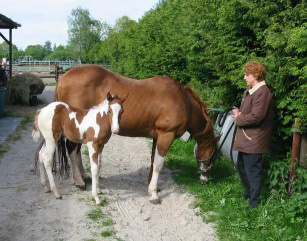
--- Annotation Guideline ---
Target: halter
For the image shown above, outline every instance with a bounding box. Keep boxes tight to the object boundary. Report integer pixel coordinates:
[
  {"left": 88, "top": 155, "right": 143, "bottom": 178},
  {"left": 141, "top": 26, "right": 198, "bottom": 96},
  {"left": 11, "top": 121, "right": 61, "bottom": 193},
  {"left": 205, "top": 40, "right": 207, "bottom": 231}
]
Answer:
[{"left": 195, "top": 145, "right": 216, "bottom": 172}]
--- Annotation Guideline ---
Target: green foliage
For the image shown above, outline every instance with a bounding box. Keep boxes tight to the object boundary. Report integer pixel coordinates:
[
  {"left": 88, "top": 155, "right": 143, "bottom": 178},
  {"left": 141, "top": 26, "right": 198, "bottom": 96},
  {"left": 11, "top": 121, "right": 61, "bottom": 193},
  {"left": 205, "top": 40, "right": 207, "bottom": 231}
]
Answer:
[
  {"left": 24, "top": 43, "right": 49, "bottom": 60},
  {"left": 87, "top": 207, "right": 104, "bottom": 221},
  {"left": 67, "top": 7, "right": 111, "bottom": 62},
  {"left": 166, "top": 139, "right": 307, "bottom": 241},
  {"left": 0, "top": 42, "right": 22, "bottom": 60},
  {"left": 86, "top": 0, "right": 306, "bottom": 157},
  {"left": 100, "top": 230, "right": 113, "bottom": 238}
]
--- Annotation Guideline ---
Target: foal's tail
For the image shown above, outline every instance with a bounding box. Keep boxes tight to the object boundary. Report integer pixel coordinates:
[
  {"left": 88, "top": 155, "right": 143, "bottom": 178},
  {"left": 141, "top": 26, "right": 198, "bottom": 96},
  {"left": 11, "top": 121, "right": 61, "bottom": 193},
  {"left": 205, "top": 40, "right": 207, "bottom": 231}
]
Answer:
[{"left": 32, "top": 110, "right": 41, "bottom": 142}]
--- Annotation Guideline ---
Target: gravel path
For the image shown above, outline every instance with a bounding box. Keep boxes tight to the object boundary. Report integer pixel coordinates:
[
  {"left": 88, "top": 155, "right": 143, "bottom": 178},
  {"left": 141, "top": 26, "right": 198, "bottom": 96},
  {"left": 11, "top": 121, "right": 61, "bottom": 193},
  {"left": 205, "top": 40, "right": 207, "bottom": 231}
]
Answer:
[{"left": 0, "top": 86, "right": 217, "bottom": 241}]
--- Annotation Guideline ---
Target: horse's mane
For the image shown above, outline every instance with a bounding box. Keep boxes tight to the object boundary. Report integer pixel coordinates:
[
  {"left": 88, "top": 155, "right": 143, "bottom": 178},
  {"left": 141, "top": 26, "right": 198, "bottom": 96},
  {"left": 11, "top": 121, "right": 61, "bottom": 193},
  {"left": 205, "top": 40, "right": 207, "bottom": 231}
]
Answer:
[
  {"left": 183, "top": 86, "right": 213, "bottom": 131},
  {"left": 164, "top": 78, "right": 212, "bottom": 131}
]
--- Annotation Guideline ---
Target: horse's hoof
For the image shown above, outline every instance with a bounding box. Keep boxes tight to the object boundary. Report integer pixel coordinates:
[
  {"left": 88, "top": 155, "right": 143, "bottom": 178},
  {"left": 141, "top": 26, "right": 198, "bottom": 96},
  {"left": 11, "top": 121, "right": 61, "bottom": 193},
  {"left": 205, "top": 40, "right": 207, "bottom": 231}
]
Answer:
[
  {"left": 76, "top": 184, "right": 86, "bottom": 190},
  {"left": 56, "top": 195, "right": 62, "bottom": 200},
  {"left": 149, "top": 198, "right": 161, "bottom": 205},
  {"left": 44, "top": 188, "right": 51, "bottom": 193}
]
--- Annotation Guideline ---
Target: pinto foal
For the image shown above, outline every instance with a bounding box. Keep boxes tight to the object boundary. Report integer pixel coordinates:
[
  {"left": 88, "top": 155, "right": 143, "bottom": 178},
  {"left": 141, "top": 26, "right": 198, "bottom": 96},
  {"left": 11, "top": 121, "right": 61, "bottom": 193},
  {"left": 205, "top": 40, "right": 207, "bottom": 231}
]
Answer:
[{"left": 32, "top": 93, "right": 123, "bottom": 205}]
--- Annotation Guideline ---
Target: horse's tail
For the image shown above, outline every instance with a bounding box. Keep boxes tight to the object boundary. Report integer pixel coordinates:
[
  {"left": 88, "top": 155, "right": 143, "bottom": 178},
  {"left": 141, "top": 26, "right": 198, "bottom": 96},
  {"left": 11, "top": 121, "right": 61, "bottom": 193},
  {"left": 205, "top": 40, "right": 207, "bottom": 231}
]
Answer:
[
  {"left": 32, "top": 110, "right": 41, "bottom": 142},
  {"left": 53, "top": 135, "right": 70, "bottom": 179}
]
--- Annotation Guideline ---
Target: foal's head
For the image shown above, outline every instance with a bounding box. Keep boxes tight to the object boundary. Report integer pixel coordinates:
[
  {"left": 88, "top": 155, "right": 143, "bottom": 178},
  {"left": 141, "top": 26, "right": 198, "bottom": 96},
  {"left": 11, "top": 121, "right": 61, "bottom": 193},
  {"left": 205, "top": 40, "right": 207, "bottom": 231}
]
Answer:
[{"left": 106, "top": 92, "right": 123, "bottom": 134}]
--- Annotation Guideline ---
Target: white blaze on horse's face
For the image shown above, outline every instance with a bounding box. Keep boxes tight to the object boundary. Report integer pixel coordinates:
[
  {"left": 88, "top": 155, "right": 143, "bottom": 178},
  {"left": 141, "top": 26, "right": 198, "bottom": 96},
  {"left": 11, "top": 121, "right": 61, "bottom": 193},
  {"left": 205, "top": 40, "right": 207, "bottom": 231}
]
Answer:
[{"left": 110, "top": 103, "right": 121, "bottom": 134}]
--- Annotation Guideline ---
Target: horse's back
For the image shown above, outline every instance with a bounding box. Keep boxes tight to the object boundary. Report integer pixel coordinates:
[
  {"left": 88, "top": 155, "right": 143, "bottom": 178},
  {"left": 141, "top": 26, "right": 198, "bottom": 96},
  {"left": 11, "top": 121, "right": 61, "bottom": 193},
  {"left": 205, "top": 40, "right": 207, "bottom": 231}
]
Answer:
[
  {"left": 55, "top": 65, "right": 191, "bottom": 137},
  {"left": 56, "top": 65, "right": 114, "bottom": 109}
]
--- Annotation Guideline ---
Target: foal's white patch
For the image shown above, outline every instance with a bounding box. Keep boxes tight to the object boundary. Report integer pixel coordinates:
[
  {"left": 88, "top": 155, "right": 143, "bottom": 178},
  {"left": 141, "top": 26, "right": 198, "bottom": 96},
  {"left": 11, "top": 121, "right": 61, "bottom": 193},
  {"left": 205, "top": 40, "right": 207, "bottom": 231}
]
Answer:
[
  {"left": 69, "top": 99, "right": 109, "bottom": 139},
  {"left": 38, "top": 102, "right": 68, "bottom": 142},
  {"left": 110, "top": 103, "right": 121, "bottom": 133}
]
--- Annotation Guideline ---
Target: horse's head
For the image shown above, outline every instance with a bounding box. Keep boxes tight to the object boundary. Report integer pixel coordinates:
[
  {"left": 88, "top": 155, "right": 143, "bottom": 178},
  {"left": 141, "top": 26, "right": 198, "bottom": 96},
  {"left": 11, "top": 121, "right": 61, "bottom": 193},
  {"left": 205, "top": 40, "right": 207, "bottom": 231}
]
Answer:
[
  {"left": 193, "top": 130, "right": 218, "bottom": 183},
  {"left": 107, "top": 92, "right": 124, "bottom": 134}
]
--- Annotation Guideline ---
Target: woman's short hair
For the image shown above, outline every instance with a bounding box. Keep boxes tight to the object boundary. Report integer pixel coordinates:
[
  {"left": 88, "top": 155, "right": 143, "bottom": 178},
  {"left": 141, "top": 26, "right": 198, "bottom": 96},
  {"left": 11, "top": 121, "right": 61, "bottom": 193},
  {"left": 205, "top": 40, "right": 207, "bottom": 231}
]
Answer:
[{"left": 243, "top": 61, "right": 266, "bottom": 81}]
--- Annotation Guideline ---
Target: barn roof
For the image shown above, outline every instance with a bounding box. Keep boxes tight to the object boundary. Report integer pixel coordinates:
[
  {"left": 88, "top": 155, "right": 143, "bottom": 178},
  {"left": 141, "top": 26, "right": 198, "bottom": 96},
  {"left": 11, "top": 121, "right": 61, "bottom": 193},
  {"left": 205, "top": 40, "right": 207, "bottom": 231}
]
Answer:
[{"left": 0, "top": 14, "right": 21, "bottom": 29}]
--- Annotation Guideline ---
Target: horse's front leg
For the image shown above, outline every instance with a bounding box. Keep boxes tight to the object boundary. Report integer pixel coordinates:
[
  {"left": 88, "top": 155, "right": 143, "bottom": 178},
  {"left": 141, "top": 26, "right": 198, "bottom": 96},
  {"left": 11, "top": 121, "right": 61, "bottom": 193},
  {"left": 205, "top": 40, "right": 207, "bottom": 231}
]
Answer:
[
  {"left": 42, "top": 141, "right": 62, "bottom": 199},
  {"left": 87, "top": 142, "right": 101, "bottom": 205},
  {"left": 148, "top": 132, "right": 174, "bottom": 204}
]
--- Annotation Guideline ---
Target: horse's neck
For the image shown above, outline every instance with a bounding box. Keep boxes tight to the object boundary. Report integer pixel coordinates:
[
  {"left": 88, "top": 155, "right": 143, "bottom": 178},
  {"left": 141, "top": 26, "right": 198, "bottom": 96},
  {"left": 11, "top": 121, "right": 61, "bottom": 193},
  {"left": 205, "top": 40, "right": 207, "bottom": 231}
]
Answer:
[{"left": 188, "top": 98, "right": 208, "bottom": 136}]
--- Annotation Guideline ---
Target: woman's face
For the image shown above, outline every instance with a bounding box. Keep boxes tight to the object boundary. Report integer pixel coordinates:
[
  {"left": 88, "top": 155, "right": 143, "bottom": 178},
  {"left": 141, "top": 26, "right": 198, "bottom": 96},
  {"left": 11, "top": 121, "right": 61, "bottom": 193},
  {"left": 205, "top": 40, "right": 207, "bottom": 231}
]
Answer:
[{"left": 244, "top": 73, "right": 258, "bottom": 88}]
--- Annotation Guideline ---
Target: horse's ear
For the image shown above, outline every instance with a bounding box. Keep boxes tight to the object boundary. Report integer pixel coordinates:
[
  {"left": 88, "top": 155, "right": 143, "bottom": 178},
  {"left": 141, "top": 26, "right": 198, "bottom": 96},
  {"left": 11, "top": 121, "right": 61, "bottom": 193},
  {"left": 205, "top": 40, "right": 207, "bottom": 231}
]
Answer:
[{"left": 107, "top": 92, "right": 112, "bottom": 101}]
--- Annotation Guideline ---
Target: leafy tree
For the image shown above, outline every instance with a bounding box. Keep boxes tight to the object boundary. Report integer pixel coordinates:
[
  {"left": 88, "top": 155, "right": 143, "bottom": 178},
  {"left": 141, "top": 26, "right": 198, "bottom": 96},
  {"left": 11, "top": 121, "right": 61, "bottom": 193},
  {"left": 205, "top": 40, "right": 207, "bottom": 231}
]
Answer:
[
  {"left": 24, "top": 44, "right": 46, "bottom": 60},
  {"left": 0, "top": 42, "right": 23, "bottom": 60},
  {"left": 43, "top": 41, "right": 52, "bottom": 57},
  {"left": 44, "top": 45, "right": 74, "bottom": 60},
  {"left": 67, "top": 7, "right": 110, "bottom": 62}
]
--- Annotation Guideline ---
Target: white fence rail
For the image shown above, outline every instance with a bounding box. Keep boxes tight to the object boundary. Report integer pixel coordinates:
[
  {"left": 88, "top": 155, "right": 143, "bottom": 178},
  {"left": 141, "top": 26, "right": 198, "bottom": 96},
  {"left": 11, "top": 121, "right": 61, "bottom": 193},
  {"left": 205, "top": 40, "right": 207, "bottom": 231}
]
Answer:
[{"left": 12, "top": 60, "right": 82, "bottom": 74}]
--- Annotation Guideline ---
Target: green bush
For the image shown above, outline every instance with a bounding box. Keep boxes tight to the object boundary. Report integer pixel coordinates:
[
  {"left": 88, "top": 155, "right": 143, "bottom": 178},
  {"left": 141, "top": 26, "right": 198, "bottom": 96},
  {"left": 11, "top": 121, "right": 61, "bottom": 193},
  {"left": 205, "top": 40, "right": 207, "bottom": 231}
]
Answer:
[{"left": 89, "top": 0, "right": 306, "bottom": 157}]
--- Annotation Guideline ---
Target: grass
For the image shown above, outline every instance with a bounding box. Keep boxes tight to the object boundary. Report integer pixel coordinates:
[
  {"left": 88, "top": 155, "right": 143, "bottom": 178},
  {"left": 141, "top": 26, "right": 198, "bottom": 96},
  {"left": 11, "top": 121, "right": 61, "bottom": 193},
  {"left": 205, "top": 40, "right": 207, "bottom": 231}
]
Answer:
[
  {"left": 86, "top": 204, "right": 119, "bottom": 240},
  {"left": 47, "top": 82, "right": 57, "bottom": 86},
  {"left": 165, "top": 139, "right": 307, "bottom": 241},
  {"left": 102, "top": 219, "right": 115, "bottom": 226},
  {"left": 87, "top": 207, "right": 104, "bottom": 221},
  {"left": 0, "top": 113, "right": 34, "bottom": 159},
  {"left": 100, "top": 230, "right": 114, "bottom": 238}
]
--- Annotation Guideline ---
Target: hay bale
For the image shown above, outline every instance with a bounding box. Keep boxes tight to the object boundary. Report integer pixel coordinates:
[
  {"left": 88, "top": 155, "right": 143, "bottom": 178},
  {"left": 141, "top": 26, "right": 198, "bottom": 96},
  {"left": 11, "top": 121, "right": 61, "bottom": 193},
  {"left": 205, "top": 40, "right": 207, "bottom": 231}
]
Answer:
[{"left": 5, "top": 73, "right": 45, "bottom": 105}]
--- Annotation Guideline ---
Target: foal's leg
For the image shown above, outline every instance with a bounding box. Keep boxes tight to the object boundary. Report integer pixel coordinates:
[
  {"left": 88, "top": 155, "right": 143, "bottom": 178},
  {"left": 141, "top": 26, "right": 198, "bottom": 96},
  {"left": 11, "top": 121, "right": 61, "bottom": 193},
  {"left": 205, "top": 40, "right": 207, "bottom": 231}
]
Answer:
[
  {"left": 96, "top": 149, "right": 103, "bottom": 194},
  {"left": 38, "top": 145, "right": 51, "bottom": 193},
  {"left": 42, "top": 141, "right": 62, "bottom": 199},
  {"left": 66, "top": 140, "right": 86, "bottom": 189},
  {"left": 87, "top": 142, "right": 101, "bottom": 205},
  {"left": 148, "top": 132, "right": 174, "bottom": 204}
]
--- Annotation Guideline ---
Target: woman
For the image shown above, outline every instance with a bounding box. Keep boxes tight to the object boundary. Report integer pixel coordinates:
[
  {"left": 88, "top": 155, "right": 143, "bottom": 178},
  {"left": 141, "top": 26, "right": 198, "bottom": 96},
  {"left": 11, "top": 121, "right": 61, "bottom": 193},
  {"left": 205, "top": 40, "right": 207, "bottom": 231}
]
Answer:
[{"left": 232, "top": 61, "right": 274, "bottom": 209}]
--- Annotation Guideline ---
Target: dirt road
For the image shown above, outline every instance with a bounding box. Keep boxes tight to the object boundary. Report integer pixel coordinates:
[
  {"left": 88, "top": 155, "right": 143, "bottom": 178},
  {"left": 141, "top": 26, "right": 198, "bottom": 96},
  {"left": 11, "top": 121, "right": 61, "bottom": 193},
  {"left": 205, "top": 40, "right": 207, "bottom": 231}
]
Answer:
[{"left": 0, "top": 86, "right": 217, "bottom": 241}]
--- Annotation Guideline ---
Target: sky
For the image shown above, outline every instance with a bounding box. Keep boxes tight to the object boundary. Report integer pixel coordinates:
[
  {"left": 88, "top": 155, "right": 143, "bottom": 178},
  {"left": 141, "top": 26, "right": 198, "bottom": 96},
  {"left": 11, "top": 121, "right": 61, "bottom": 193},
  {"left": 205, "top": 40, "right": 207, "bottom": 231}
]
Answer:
[{"left": 1, "top": 0, "right": 160, "bottom": 50}]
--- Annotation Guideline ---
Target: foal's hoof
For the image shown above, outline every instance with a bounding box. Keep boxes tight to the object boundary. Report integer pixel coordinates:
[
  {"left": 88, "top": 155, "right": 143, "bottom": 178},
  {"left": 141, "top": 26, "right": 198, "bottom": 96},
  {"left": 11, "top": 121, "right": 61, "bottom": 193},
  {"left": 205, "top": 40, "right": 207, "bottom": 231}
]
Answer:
[{"left": 149, "top": 198, "right": 161, "bottom": 205}]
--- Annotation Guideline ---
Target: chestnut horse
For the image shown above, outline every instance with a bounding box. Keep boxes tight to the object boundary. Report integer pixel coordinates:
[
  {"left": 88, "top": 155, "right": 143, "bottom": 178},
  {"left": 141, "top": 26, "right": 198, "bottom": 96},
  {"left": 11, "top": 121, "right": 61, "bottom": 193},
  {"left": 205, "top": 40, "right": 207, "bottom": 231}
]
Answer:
[
  {"left": 54, "top": 65, "right": 216, "bottom": 204},
  {"left": 33, "top": 93, "right": 123, "bottom": 204}
]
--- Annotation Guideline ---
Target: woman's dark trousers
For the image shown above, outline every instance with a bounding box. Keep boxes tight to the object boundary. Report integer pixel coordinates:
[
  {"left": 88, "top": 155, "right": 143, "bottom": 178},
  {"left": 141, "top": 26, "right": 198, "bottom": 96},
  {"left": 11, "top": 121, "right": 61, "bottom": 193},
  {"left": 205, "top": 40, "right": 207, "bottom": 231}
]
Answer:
[{"left": 237, "top": 152, "right": 262, "bottom": 208}]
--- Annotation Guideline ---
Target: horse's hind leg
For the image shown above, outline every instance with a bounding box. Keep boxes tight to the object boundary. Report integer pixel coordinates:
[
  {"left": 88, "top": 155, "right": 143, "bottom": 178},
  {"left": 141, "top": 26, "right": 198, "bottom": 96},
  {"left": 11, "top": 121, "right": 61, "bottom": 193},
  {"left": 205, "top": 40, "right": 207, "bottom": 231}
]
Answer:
[
  {"left": 76, "top": 143, "right": 91, "bottom": 181},
  {"left": 66, "top": 140, "right": 86, "bottom": 189},
  {"left": 148, "top": 138, "right": 157, "bottom": 184},
  {"left": 43, "top": 141, "right": 62, "bottom": 199}
]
